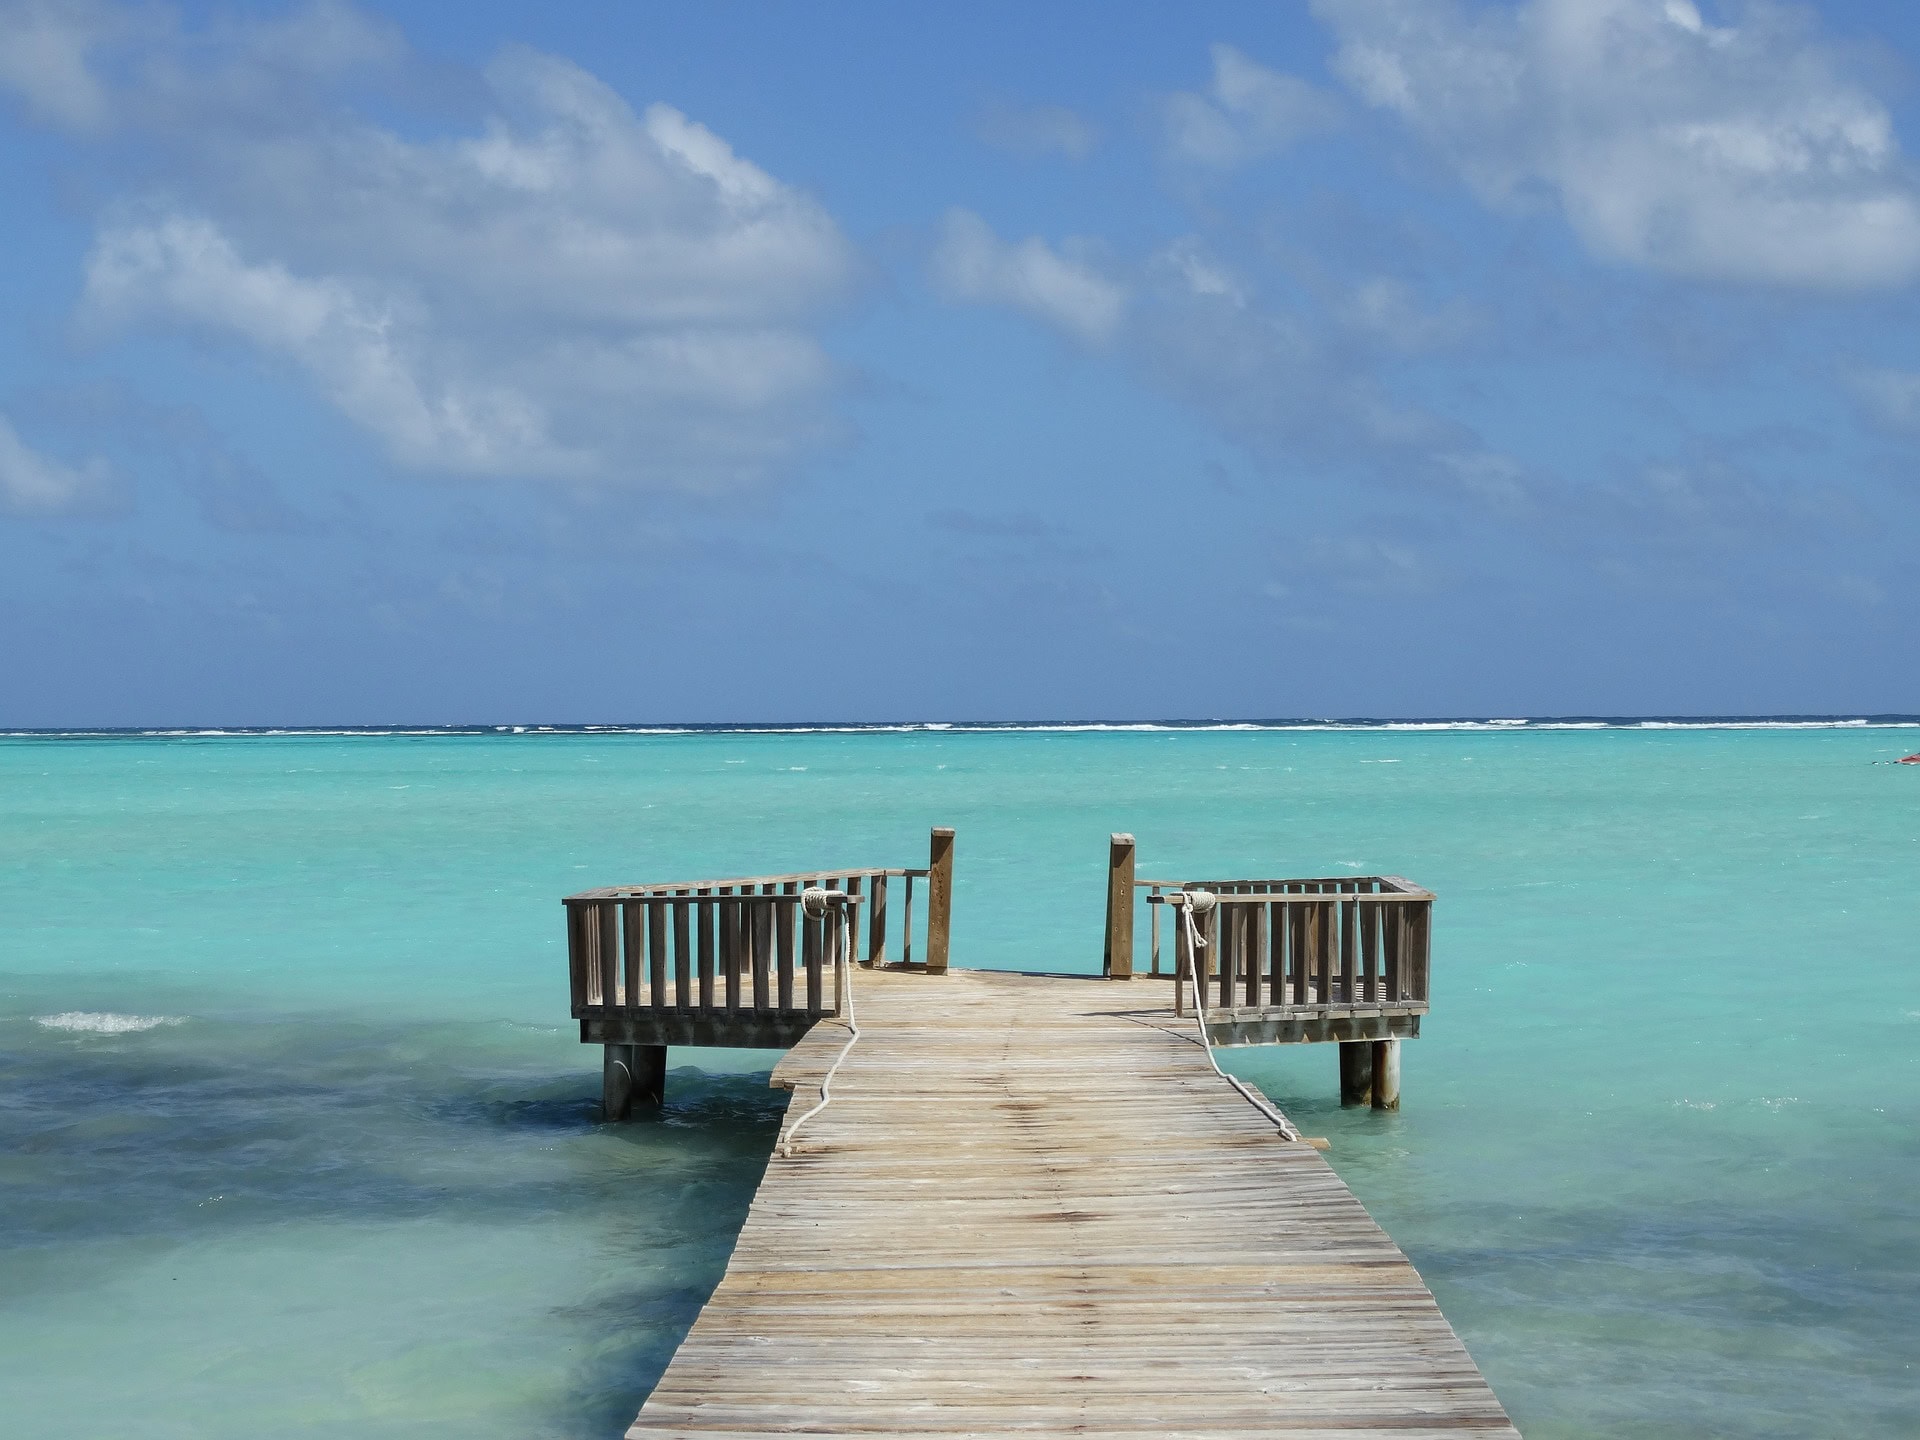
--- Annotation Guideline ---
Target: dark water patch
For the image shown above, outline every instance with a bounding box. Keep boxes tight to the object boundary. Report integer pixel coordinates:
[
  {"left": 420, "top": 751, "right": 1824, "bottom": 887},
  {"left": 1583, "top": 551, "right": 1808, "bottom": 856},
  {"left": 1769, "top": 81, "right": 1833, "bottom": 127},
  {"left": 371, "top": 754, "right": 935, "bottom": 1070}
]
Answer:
[{"left": 0, "top": 1010, "right": 784, "bottom": 1436}]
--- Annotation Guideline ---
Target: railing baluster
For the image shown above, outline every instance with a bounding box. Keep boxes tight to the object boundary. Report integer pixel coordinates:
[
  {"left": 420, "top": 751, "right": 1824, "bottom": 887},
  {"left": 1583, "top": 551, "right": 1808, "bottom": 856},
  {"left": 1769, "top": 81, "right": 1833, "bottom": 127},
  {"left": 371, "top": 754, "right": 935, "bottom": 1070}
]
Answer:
[
  {"left": 804, "top": 906, "right": 823, "bottom": 1012},
  {"left": 1205, "top": 903, "right": 1221, "bottom": 1008},
  {"left": 868, "top": 873, "right": 888, "bottom": 965},
  {"left": 903, "top": 874, "right": 914, "bottom": 966},
  {"left": 697, "top": 888, "right": 715, "bottom": 1009},
  {"left": 753, "top": 889, "right": 772, "bottom": 1011},
  {"left": 824, "top": 898, "right": 842, "bottom": 1014},
  {"left": 722, "top": 890, "right": 741, "bottom": 1013},
  {"left": 1410, "top": 901, "right": 1431, "bottom": 1004},
  {"left": 598, "top": 901, "right": 620, "bottom": 1011},
  {"left": 648, "top": 899, "right": 668, "bottom": 1010},
  {"left": 565, "top": 901, "right": 588, "bottom": 1012},
  {"left": 1247, "top": 899, "right": 1265, "bottom": 1008},
  {"left": 622, "top": 901, "right": 643, "bottom": 1009},
  {"left": 673, "top": 890, "right": 692, "bottom": 1010},
  {"left": 777, "top": 894, "right": 795, "bottom": 1010},
  {"left": 1268, "top": 900, "right": 1284, "bottom": 1007},
  {"left": 1360, "top": 900, "right": 1379, "bottom": 1003}
]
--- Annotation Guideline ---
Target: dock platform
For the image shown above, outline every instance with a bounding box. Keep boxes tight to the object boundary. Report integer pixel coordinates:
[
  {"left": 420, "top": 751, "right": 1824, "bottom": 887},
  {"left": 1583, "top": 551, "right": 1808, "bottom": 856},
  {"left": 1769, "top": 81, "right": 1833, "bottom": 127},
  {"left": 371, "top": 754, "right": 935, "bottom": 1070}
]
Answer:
[{"left": 628, "top": 966, "right": 1518, "bottom": 1438}]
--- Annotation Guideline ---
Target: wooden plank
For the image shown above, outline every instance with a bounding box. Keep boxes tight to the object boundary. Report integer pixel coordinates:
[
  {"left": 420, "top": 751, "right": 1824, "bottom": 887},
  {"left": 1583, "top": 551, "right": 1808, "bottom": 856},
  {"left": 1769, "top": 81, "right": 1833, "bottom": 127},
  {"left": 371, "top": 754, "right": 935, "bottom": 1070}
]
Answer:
[
  {"left": 803, "top": 909, "right": 822, "bottom": 1013},
  {"left": 672, "top": 891, "right": 691, "bottom": 1011},
  {"left": 597, "top": 901, "right": 620, "bottom": 1011},
  {"left": 647, "top": 899, "right": 668, "bottom": 1011},
  {"left": 622, "top": 900, "right": 643, "bottom": 1012},
  {"left": 697, "top": 889, "right": 715, "bottom": 1010},
  {"left": 752, "top": 891, "right": 772, "bottom": 1011},
  {"left": 564, "top": 901, "right": 589, "bottom": 1013},
  {"left": 626, "top": 967, "right": 1512, "bottom": 1439},
  {"left": 867, "top": 872, "right": 888, "bottom": 965},
  {"left": 776, "top": 890, "right": 794, "bottom": 1011}
]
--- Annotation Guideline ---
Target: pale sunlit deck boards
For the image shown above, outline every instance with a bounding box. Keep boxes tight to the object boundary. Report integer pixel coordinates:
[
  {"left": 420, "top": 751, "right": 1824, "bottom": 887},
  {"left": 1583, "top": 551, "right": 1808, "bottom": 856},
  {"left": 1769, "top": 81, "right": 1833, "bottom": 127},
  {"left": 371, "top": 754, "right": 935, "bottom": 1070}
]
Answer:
[{"left": 630, "top": 967, "right": 1519, "bottom": 1439}]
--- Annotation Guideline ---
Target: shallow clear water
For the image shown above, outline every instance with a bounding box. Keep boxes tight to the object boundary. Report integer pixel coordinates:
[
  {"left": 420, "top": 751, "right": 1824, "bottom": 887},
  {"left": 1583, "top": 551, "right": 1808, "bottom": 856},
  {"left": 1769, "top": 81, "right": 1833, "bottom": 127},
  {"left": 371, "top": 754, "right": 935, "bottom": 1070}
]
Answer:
[{"left": 2, "top": 726, "right": 1916, "bottom": 1436}]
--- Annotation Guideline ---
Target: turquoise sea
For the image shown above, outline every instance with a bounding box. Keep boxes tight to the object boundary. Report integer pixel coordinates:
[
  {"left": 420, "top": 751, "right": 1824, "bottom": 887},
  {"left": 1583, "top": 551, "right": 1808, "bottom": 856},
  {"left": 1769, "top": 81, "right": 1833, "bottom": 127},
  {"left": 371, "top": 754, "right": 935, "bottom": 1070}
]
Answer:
[{"left": 2, "top": 722, "right": 1916, "bottom": 1438}]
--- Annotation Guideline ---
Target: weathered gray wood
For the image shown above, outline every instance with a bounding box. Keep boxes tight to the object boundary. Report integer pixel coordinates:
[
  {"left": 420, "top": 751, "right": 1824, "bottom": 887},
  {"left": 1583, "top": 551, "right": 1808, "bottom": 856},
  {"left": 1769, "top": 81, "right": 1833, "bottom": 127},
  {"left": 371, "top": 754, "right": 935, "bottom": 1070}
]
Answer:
[
  {"left": 867, "top": 872, "right": 888, "bottom": 965},
  {"left": 622, "top": 901, "right": 643, "bottom": 1011},
  {"left": 1204, "top": 1012, "right": 1422, "bottom": 1047},
  {"left": 752, "top": 895, "right": 772, "bottom": 1011},
  {"left": 902, "top": 872, "right": 914, "bottom": 966},
  {"left": 626, "top": 968, "right": 1513, "bottom": 1438},
  {"left": 1371, "top": 1038, "right": 1401, "bottom": 1111},
  {"left": 776, "top": 888, "right": 794, "bottom": 1011},
  {"left": 587, "top": 1011, "right": 820, "bottom": 1049},
  {"left": 647, "top": 901, "right": 668, "bottom": 1011},
  {"left": 598, "top": 901, "right": 620, "bottom": 1010},
  {"left": 1104, "top": 832, "right": 1136, "bottom": 978},
  {"left": 926, "top": 826, "right": 955, "bottom": 972},
  {"left": 803, "top": 910, "right": 822, "bottom": 1013},
  {"left": 672, "top": 892, "right": 691, "bottom": 1010},
  {"left": 697, "top": 889, "right": 715, "bottom": 1010},
  {"left": 565, "top": 901, "right": 589, "bottom": 1012}
]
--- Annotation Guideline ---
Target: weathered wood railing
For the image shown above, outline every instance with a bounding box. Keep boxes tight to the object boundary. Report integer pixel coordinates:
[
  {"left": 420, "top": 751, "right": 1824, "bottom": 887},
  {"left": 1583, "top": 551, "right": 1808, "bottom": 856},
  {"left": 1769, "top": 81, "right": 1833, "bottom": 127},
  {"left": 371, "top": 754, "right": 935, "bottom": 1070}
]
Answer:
[
  {"left": 1146, "top": 878, "right": 1432, "bottom": 1019},
  {"left": 566, "top": 829, "right": 956, "bottom": 1115},
  {"left": 567, "top": 883, "right": 864, "bottom": 1047}
]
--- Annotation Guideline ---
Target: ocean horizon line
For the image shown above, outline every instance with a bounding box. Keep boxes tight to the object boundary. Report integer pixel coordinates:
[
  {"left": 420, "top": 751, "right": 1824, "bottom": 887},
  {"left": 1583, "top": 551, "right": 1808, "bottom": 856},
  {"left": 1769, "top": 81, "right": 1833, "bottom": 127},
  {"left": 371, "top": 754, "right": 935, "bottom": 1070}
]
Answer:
[{"left": 4, "top": 714, "right": 1919, "bottom": 739}]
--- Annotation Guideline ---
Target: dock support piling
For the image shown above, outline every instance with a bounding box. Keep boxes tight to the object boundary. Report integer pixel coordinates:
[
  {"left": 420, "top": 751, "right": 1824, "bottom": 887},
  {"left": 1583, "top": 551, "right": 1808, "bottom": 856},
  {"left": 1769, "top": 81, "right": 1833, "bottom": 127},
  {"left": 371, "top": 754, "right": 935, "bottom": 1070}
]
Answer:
[
  {"left": 1370, "top": 1039, "right": 1400, "bottom": 1111},
  {"left": 926, "top": 827, "right": 954, "bottom": 973},
  {"left": 1103, "top": 833, "right": 1135, "bottom": 978},
  {"left": 604, "top": 1043, "right": 668, "bottom": 1119},
  {"left": 1339, "top": 1040, "right": 1374, "bottom": 1107}
]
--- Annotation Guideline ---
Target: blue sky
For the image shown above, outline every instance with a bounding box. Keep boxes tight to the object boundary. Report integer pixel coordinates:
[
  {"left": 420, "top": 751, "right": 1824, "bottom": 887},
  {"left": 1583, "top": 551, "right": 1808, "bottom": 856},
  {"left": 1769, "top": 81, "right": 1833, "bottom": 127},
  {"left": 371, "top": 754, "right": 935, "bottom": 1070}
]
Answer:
[{"left": 3, "top": 0, "right": 1918, "bottom": 724}]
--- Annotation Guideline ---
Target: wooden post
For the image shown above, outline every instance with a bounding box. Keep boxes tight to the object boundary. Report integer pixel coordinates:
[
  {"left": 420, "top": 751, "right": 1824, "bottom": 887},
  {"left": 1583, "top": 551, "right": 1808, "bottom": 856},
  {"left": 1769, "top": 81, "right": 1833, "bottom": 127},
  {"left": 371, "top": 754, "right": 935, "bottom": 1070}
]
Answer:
[
  {"left": 604, "top": 1042, "right": 667, "bottom": 1119},
  {"left": 604, "top": 1043, "right": 635, "bottom": 1120},
  {"left": 926, "top": 827, "right": 955, "bottom": 973},
  {"left": 1103, "top": 833, "right": 1136, "bottom": 978},
  {"left": 1339, "top": 1041, "right": 1374, "bottom": 1107},
  {"left": 1371, "top": 1039, "right": 1400, "bottom": 1111},
  {"left": 868, "top": 873, "right": 888, "bottom": 965}
]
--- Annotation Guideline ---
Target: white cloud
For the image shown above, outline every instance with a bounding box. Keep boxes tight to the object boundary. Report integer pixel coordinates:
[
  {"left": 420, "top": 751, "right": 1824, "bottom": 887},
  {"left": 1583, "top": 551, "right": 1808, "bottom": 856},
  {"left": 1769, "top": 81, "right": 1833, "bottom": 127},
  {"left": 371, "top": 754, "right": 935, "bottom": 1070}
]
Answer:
[
  {"left": 0, "top": 0, "right": 129, "bottom": 131},
  {"left": 0, "top": 412, "right": 111, "bottom": 514},
  {"left": 1338, "top": 277, "right": 1479, "bottom": 353},
  {"left": 1154, "top": 237, "right": 1249, "bottom": 306},
  {"left": 975, "top": 99, "right": 1098, "bottom": 160},
  {"left": 1316, "top": 0, "right": 1920, "bottom": 288},
  {"left": 930, "top": 209, "right": 1127, "bottom": 344},
  {"left": 1162, "top": 44, "right": 1341, "bottom": 168},
  {"left": 34, "top": 7, "right": 855, "bottom": 488}
]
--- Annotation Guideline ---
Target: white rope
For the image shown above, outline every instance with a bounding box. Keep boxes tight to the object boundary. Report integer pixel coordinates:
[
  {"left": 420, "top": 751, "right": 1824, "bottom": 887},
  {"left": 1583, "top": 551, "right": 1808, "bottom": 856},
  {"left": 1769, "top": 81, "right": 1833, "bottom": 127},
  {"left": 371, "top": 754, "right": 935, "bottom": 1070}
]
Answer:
[
  {"left": 1174, "top": 890, "right": 1303, "bottom": 1142},
  {"left": 779, "top": 888, "right": 859, "bottom": 1158}
]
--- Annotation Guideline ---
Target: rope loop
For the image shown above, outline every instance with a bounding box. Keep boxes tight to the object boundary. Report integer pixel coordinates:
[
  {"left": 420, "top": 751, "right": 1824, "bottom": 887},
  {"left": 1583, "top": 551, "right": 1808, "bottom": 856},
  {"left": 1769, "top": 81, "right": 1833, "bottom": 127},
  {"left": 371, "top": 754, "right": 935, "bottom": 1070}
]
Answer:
[
  {"left": 781, "top": 888, "right": 858, "bottom": 1158},
  {"left": 1172, "top": 887, "right": 1301, "bottom": 1143}
]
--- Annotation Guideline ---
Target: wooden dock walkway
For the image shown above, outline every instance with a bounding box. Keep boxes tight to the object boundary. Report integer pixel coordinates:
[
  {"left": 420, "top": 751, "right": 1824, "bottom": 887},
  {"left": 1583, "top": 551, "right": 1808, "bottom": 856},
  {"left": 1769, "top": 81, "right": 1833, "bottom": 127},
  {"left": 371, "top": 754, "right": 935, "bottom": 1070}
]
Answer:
[{"left": 628, "top": 966, "right": 1519, "bottom": 1438}]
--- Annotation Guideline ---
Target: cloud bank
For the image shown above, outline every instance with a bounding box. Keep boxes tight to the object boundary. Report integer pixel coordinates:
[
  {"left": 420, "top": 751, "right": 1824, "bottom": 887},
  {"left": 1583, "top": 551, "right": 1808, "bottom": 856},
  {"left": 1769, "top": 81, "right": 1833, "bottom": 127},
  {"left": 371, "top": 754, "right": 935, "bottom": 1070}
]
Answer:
[
  {"left": 4, "top": 2, "right": 857, "bottom": 487},
  {"left": 1316, "top": 0, "right": 1920, "bottom": 288}
]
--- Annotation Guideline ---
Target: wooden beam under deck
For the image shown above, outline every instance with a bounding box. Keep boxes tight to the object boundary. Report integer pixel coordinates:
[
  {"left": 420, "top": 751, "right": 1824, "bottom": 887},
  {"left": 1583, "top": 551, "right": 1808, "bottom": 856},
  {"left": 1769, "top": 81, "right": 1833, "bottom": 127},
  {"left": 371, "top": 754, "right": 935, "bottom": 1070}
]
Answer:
[{"left": 626, "top": 967, "right": 1516, "bottom": 1439}]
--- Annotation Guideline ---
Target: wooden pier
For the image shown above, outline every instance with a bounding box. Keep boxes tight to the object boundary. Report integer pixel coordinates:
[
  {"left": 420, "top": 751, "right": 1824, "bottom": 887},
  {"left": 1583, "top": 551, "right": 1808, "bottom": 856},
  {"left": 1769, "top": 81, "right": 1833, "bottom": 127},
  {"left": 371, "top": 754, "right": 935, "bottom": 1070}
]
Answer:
[{"left": 564, "top": 831, "right": 1518, "bottom": 1436}]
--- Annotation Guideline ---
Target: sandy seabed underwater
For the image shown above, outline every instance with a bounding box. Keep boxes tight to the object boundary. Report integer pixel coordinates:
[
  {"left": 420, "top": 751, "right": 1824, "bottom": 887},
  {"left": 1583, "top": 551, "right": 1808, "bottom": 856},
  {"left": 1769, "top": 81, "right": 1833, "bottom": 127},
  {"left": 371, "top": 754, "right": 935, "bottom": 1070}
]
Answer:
[{"left": 2, "top": 722, "right": 1917, "bottom": 1438}]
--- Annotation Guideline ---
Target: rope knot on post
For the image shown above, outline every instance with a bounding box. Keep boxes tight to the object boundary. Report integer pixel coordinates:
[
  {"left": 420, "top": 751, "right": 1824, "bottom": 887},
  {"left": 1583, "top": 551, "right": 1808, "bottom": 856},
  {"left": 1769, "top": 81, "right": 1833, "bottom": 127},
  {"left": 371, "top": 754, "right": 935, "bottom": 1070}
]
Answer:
[{"left": 800, "top": 886, "right": 833, "bottom": 919}]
